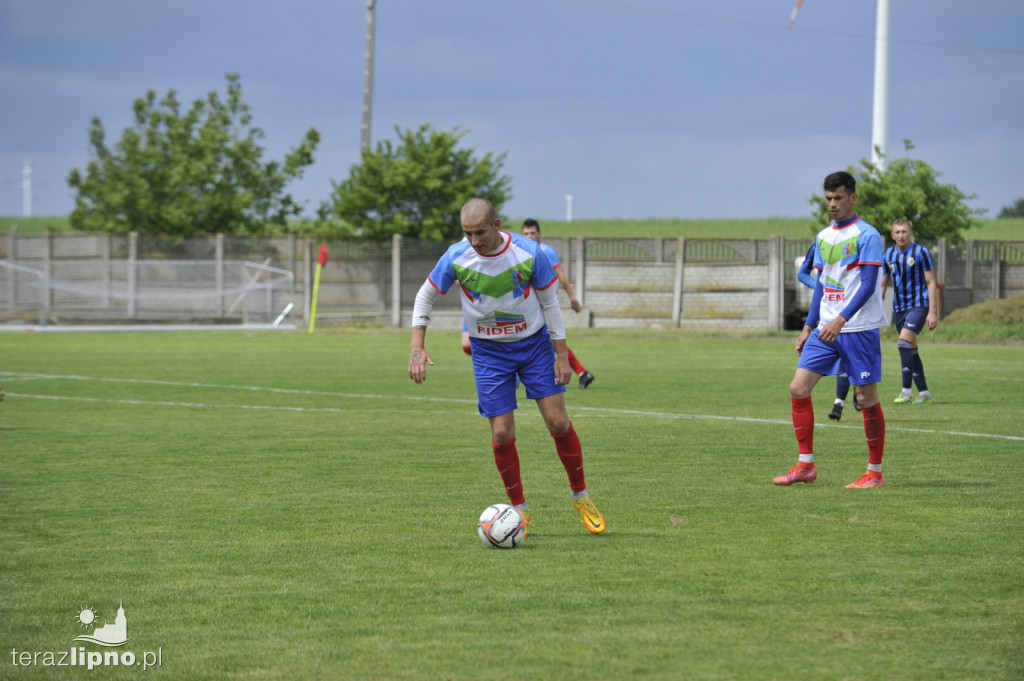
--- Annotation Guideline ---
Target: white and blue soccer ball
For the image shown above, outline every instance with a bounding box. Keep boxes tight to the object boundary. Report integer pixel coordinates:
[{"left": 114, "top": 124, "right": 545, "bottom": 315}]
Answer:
[{"left": 477, "top": 503, "right": 525, "bottom": 549}]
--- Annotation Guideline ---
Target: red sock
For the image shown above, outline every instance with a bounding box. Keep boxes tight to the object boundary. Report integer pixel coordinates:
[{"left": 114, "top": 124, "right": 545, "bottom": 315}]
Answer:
[
  {"left": 791, "top": 397, "right": 814, "bottom": 464},
  {"left": 492, "top": 439, "right": 525, "bottom": 506},
  {"left": 567, "top": 348, "right": 586, "bottom": 375},
  {"left": 552, "top": 422, "right": 586, "bottom": 493},
  {"left": 862, "top": 402, "right": 886, "bottom": 467}
]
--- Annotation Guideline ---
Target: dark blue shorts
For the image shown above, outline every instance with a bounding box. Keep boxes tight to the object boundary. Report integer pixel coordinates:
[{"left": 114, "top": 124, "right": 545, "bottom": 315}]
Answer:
[
  {"left": 469, "top": 329, "right": 565, "bottom": 418},
  {"left": 798, "top": 328, "right": 883, "bottom": 386},
  {"left": 893, "top": 307, "right": 928, "bottom": 334}
]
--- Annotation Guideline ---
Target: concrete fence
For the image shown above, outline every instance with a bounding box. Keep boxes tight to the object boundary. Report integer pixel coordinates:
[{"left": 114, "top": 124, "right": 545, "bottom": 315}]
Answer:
[{"left": 1, "top": 229, "right": 1022, "bottom": 329}]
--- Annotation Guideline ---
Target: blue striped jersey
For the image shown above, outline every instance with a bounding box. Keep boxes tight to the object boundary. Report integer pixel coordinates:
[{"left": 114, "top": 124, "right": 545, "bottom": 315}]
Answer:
[{"left": 884, "top": 243, "right": 934, "bottom": 312}]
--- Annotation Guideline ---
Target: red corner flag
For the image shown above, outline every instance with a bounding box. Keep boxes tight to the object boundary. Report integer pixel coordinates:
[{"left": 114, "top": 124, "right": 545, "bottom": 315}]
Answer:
[{"left": 309, "top": 244, "right": 329, "bottom": 334}]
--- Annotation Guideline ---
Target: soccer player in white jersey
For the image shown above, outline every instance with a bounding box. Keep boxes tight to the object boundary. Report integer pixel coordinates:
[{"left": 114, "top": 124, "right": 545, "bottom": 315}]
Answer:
[
  {"left": 774, "top": 172, "right": 889, "bottom": 489},
  {"left": 408, "top": 198, "right": 605, "bottom": 534},
  {"left": 521, "top": 218, "right": 596, "bottom": 389},
  {"left": 798, "top": 241, "right": 860, "bottom": 421},
  {"left": 881, "top": 219, "right": 939, "bottom": 404}
]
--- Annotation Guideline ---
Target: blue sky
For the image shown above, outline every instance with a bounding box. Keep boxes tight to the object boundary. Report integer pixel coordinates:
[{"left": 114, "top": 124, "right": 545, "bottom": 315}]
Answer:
[{"left": 2, "top": 0, "right": 1022, "bottom": 221}]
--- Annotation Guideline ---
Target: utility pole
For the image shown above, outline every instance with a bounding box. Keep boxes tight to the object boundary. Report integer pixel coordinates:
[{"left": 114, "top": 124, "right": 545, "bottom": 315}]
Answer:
[
  {"left": 871, "top": 0, "right": 891, "bottom": 169},
  {"left": 789, "top": 0, "right": 891, "bottom": 169},
  {"left": 361, "top": 0, "right": 377, "bottom": 154}
]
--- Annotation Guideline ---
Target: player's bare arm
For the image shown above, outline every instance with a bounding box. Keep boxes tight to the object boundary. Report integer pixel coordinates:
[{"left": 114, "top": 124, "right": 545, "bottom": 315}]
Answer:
[
  {"left": 795, "top": 326, "right": 812, "bottom": 355},
  {"left": 925, "top": 269, "right": 939, "bottom": 330},
  {"left": 551, "top": 338, "right": 572, "bottom": 385},
  {"left": 818, "top": 315, "right": 847, "bottom": 344},
  {"left": 552, "top": 264, "right": 582, "bottom": 313},
  {"left": 409, "top": 325, "right": 434, "bottom": 384},
  {"left": 410, "top": 279, "right": 442, "bottom": 383}
]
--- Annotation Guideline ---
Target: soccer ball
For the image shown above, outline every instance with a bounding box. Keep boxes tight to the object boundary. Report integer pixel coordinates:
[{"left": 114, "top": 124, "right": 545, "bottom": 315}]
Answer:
[{"left": 477, "top": 504, "right": 525, "bottom": 549}]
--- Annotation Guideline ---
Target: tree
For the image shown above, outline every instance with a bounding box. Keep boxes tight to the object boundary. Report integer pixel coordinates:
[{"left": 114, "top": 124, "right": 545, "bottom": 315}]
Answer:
[
  {"left": 319, "top": 124, "right": 512, "bottom": 240},
  {"left": 997, "top": 198, "right": 1024, "bottom": 218},
  {"left": 67, "top": 74, "right": 320, "bottom": 236},
  {"left": 808, "top": 140, "right": 984, "bottom": 244}
]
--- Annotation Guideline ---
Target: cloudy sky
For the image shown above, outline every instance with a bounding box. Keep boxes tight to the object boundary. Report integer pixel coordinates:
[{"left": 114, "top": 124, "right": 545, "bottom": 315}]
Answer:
[{"left": 2, "top": 0, "right": 1022, "bottom": 221}]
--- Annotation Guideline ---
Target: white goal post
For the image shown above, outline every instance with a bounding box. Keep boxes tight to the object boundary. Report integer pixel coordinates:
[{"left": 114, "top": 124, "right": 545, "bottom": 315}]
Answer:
[{"left": 0, "top": 259, "right": 295, "bottom": 326}]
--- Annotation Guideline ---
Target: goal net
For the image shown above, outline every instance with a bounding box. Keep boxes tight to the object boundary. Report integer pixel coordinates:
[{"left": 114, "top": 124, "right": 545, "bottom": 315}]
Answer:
[{"left": 0, "top": 259, "right": 296, "bottom": 326}]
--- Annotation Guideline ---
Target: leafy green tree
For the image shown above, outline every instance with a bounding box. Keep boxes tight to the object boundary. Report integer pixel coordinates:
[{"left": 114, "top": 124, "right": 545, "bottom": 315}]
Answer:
[
  {"left": 319, "top": 124, "right": 512, "bottom": 240},
  {"left": 67, "top": 74, "right": 319, "bottom": 236},
  {"left": 808, "top": 140, "right": 984, "bottom": 244},
  {"left": 997, "top": 198, "right": 1024, "bottom": 218}
]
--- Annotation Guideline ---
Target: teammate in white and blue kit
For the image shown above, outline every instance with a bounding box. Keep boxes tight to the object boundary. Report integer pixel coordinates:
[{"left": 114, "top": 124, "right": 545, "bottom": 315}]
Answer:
[
  {"left": 408, "top": 198, "right": 606, "bottom": 535},
  {"left": 881, "top": 218, "right": 939, "bottom": 405},
  {"left": 774, "top": 172, "right": 889, "bottom": 489},
  {"left": 522, "top": 219, "right": 596, "bottom": 389},
  {"left": 798, "top": 242, "right": 858, "bottom": 421}
]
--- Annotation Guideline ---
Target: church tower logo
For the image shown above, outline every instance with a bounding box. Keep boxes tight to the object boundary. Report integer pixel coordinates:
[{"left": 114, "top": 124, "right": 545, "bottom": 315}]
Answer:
[{"left": 73, "top": 601, "right": 131, "bottom": 647}]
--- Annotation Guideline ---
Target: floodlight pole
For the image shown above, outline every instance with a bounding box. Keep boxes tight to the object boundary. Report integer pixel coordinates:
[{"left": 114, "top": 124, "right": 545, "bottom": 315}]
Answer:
[
  {"left": 22, "top": 153, "right": 32, "bottom": 218},
  {"left": 870, "top": 0, "right": 891, "bottom": 169},
  {"left": 361, "top": 0, "right": 377, "bottom": 154}
]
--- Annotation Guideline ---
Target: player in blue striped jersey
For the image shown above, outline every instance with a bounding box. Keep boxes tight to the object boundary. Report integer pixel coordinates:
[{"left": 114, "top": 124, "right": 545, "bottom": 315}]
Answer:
[{"left": 881, "top": 219, "right": 939, "bottom": 404}]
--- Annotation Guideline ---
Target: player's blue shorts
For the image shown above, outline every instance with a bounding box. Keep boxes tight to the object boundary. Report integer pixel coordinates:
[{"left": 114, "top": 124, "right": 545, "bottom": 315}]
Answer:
[
  {"left": 470, "top": 328, "right": 566, "bottom": 418},
  {"left": 798, "top": 328, "right": 883, "bottom": 386},
  {"left": 893, "top": 307, "right": 928, "bottom": 334}
]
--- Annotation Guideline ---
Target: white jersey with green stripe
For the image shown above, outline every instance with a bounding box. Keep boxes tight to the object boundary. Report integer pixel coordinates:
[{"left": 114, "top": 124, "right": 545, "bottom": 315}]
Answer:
[
  {"left": 811, "top": 217, "right": 888, "bottom": 332},
  {"left": 426, "top": 231, "right": 559, "bottom": 342}
]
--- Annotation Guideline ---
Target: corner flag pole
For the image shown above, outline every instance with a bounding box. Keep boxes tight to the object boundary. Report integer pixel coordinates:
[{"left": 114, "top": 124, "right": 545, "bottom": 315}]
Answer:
[{"left": 308, "top": 244, "right": 328, "bottom": 333}]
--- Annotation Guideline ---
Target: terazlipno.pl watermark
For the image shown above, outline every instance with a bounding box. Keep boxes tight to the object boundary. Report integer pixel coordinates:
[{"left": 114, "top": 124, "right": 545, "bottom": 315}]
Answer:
[
  {"left": 10, "top": 646, "right": 162, "bottom": 671},
  {"left": 7, "top": 600, "right": 162, "bottom": 672}
]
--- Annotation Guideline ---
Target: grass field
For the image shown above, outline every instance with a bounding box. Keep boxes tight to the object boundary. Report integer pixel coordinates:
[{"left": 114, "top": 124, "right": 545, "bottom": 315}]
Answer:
[
  {"left": 1, "top": 328, "right": 1022, "bottom": 680},
  {"left": 531, "top": 217, "right": 1024, "bottom": 241},
  {"left": 3, "top": 215, "right": 1023, "bottom": 240}
]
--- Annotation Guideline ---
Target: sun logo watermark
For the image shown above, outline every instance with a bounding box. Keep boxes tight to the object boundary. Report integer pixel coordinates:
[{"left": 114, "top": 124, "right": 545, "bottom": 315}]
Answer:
[
  {"left": 8, "top": 601, "right": 161, "bottom": 671},
  {"left": 76, "top": 607, "right": 96, "bottom": 627},
  {"left": 73, "top": 601, "right": 131, "bottom": 646}
]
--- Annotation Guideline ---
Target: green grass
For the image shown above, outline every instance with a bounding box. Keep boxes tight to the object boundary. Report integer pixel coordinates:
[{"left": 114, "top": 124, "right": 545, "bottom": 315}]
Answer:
[
  {"left": 3, "top": 215, "right": 1022, "bottom": 240},
  {"left": 1, "top": 328, "right": 1021, "bottom": 680},
  {"left": 0, "top": 215, "right": 72, "bottom": 234},
  {"left": 525, "top": 217, "right": 1024, "bottom": 240},
  {"left": 513, "top": 217, "right": 817, "bottom": 239}
]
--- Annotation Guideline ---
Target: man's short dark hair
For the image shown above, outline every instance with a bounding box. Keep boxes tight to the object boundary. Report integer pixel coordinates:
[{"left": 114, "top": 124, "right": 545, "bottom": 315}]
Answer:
[
  {"left": 823, "top": 171, "right": 856, "bottom": 194},
  {"left": 522, "top": 218, "right": 541, "bottom": 231}
]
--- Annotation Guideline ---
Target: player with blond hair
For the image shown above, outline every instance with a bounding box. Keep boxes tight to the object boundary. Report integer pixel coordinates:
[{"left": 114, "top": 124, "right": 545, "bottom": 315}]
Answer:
[{"left": 881, "top": 218, "right": 939, "bottom": 404}]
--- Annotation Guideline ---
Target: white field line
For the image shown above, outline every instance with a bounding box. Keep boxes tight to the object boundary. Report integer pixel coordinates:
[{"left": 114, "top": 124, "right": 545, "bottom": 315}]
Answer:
[
  {"left": 3, "top": 393, "right": 455, "bottom": 415},
  {"left": 3, "top": 372, "right": 1023, "bottom": 442}
]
